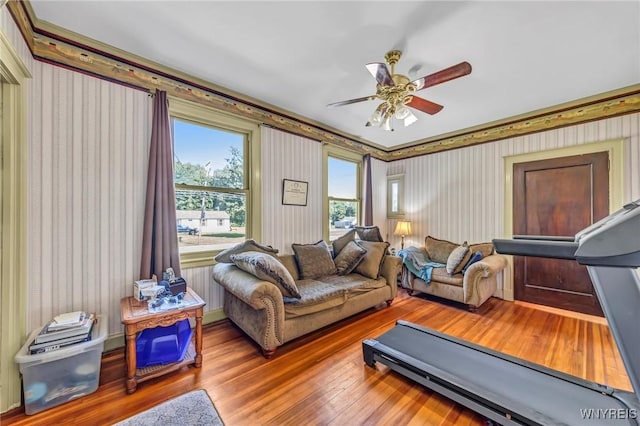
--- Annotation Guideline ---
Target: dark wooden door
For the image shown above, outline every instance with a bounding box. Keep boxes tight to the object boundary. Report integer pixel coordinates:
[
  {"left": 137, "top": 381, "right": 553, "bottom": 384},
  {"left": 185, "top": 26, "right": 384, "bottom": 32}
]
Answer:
[{"left": 513, "top": 152, "right": 609, "bottom": 316}]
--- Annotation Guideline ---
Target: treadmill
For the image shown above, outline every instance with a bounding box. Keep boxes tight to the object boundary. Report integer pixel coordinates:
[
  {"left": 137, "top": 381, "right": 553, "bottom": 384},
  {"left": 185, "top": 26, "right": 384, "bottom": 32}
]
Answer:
[{"left": 363, "top": 200, "right": 640, "bottom": 425}]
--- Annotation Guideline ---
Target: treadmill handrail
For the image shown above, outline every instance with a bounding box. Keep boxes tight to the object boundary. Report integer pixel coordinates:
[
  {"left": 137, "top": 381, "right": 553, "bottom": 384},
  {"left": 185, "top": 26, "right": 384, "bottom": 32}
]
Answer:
[
  {"left": 513, "top": 235, "right": 576, "bottom": 242},
  {"left": 493, "top": 238, "right": 579, "bottom": 260}
]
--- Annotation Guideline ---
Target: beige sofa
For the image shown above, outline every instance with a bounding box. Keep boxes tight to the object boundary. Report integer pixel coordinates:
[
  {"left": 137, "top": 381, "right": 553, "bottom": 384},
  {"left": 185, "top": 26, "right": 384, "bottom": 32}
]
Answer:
[
  {"left": 213, "top": 253, "right": 401, "bottom": 358},
  {"left": 401, "top": 237, "right": 508, "bottom": 311}
]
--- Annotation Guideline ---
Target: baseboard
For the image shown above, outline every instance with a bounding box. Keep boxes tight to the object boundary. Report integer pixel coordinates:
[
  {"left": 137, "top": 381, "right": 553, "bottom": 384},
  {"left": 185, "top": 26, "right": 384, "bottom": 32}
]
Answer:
[{"left": 103, "top": 308, "right": 227, "bottom": 353}]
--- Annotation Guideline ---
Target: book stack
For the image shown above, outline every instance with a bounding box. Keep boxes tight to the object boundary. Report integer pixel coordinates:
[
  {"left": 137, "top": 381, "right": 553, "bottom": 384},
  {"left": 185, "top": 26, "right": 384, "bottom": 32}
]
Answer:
[{"left": 29, "top": 311, "right": 96, "bottom": 355}]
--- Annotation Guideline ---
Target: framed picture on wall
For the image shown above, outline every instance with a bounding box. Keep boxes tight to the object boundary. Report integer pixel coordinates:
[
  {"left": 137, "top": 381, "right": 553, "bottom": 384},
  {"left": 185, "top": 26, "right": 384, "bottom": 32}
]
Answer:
[{"left": 282, "top": 179, "right": 308, "bottom": 206}]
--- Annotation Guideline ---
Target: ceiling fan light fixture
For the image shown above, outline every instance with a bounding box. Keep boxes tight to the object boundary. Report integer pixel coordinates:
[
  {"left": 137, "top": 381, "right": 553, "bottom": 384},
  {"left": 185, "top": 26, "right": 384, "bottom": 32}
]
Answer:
[
  {"left": 403, "top": 110, "right": 418, "bottom": 127},
  {"left": 395, "top": 106, "right": 411, "bottom": 120},
  {"left": 368, "top": 103, "right": 388, "bottom": 126},
  {"left": 369, "top": 110, "right": 383, "bottom": 126},
  {"left": 381, "top": 114, "right": 393, "bottom": 131}
]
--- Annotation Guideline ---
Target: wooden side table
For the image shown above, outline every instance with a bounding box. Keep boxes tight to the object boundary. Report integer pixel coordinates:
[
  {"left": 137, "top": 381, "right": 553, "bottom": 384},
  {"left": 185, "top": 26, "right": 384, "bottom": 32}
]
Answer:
[{"left": 120, "top": 287, "right": 206, "bottom": 393}]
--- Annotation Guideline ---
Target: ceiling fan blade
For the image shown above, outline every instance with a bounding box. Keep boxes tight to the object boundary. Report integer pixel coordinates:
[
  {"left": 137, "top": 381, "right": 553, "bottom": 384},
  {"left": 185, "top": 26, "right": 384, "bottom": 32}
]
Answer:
[
  {"left": 327, "top": 95, "right": 377, "bottom": 107},
  {"left": 411, "top": 61, "right": 472, "bottom": 91},
  {"left": 365, "top": 62, "right": 395, "bottom": 86},
  {"left": 407, "top": 96, "right": 444, "bottom": 115}
]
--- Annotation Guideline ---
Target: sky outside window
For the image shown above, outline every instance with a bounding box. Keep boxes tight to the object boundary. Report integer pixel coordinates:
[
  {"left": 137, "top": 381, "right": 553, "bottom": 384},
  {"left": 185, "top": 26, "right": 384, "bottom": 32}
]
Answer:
[
  {"left": 328, "top": 157, "right": 357, "bottom": 199},
  {"left": 173, "top": 119, "right": 243, "bottom": 171}
]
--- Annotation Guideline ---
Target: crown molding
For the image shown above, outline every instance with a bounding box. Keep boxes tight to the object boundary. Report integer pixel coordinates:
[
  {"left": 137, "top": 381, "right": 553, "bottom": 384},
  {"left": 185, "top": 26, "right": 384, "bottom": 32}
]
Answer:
[{"left": 7, "top": 0, "right": 640, "bottom": 162}]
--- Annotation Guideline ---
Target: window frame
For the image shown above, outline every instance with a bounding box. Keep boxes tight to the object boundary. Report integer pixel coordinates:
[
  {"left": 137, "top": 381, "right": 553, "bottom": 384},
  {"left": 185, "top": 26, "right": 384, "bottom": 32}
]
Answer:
[
  {"left": 169, "top": 96, "right": 261, "bottom": 269},
  {"left": 323, "top": 145, "right": 362, "bottom": 242}
]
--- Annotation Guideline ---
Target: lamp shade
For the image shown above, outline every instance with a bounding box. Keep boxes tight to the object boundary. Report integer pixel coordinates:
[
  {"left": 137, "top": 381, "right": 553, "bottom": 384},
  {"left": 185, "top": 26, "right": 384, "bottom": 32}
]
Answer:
[{"left": 393, "top": 221, "right": 412, "bottom": 236}]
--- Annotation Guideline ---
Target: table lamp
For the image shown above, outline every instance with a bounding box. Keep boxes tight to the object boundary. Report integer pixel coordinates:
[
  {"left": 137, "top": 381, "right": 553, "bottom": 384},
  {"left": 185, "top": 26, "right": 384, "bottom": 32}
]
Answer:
[{"left": 394, "top": 221, "right": 412, "bottom": 250}]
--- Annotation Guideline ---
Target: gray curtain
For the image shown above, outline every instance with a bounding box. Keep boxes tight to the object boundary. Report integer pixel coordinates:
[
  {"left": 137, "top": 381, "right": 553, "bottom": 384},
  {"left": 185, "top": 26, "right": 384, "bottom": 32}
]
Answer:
[
  {"left": 363, "top": 154, "right": 373, "bottom": 226},
  {"left": 140, "top": 91, "right": 182, "bottom": 279}
]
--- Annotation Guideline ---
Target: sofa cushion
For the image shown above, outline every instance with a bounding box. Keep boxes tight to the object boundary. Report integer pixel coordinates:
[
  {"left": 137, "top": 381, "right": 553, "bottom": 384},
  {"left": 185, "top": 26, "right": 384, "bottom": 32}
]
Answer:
[
  {"left": 283, "top": 274, "right": 386, "bottom": 318},
  {"left": 446, "top": 243, "right": 469, "bottom": 275},
  {"left": 425, "top": 236, "right": 458, "bottom": 264},
  {"left": 355, "top": 225, "right": 384, "bottom": 242},
  {"left": 334, "top": 240, "right": 367, "bottom": 275},
  {"left": 215, "top": 239, "right": 278, "bottom": 263},
  {"left": 354, "top": 241, "right": 389, "bottom": 279},
  {"left": 430, "top": 267, "right": 464, "bottom": 287},
  {"left": 332, "top": 229, "right": 356, "bottom": 257},
  {"left": 292, "top": 240, "right": 337, "bottom": 279},
  {"left": 229, "top": 251, "right": 301, "bottom": 299}
]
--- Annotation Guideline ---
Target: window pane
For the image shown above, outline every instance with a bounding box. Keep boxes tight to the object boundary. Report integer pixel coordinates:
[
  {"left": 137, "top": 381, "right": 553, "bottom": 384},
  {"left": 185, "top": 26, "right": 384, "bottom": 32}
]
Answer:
[
  {"left": 328, "top": 157, "right": 357, "bottom": 199},
  {"left": 329, "top": 200, "right": 358, "bottom": 240},
  {"left": 173, "top": 119, "right": 244, "bottom": 189},
  {"left": 391, "top": 182, "right": 399, "bottom": 213},
  {"left": 176, "top": 189, "right": 246, "bottom": 249}
]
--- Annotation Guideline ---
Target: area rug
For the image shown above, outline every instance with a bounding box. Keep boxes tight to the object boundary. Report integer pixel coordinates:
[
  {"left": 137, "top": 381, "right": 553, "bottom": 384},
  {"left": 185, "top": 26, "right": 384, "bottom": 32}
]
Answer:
[{"left": 113, "top": 389, "right": 224, "bottom": 426}]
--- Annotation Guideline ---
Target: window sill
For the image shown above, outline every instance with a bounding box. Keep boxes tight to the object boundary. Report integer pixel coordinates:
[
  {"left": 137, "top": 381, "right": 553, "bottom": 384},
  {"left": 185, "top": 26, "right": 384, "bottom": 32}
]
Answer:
[{"left": 179, "top": 248, "right": 221, "bottom": 269}]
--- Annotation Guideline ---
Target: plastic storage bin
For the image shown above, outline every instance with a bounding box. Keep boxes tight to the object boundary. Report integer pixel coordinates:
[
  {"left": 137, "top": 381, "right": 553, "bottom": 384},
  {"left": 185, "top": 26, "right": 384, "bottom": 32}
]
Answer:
[
  {"left": 135, "top": 319, "right": 193, "bottom": 369},
  {"left": 14, "top": 314, "right": 108, "bottom": 415}
]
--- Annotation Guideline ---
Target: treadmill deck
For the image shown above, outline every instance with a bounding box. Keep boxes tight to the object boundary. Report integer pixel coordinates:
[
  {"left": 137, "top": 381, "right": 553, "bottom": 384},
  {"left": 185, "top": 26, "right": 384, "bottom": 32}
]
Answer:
[{"left": 364, "top": 320, "right": 638, "bottom": 426}]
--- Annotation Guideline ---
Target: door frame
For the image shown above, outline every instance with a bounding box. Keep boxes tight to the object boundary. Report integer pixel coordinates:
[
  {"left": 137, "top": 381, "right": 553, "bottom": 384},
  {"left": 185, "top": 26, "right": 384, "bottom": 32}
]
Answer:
[
  {"left": 502, "top": 139, "right": 625, "bottom": 301},
  {"left": 0, "top": 30, "right": 30, "bottom": 413}
]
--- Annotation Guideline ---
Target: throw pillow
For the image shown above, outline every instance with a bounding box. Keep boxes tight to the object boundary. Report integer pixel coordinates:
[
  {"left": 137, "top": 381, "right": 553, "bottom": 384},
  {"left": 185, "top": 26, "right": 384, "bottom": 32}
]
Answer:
[
  {"left": 333, "top": 240, "right": 367, "bottom": 275},
  {"left": 214, "top": 239, "right": 279, "bottom": 263},
  {"left": 354, "top": 225, "right": 384, "bottom": 242},
  {"left": 354, "top": 240, "right": 389, "bottom": 279},
  {"left": 292, "top": 240, "right": 337, "bottom": 279},
  {"left": 462, "top": 251, "right": 484, "bottom": 275},
  {"left": 332, "top": 229, "right": 356, "bottom": 257},
  {"left": 230, "top": 251, "right": 301, "bottom": 299},
  {"left": 446, "top": 242, "right": 469, "bottom": 275},
  {"left": 470, "top": 242, "right": 494, "bottom": 258},
  {"left": 425, "top": 236, "right": 458, "bottom": 264},
  {"left": 457, "top": 242, "right": 494, "bottom": 272}
]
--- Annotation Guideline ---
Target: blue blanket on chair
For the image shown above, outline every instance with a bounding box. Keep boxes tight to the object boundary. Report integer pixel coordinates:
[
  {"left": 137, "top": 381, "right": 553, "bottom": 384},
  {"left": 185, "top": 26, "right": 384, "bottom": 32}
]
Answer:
[{"left": 398, "top": 247, "right": 445, "bottom": 283}]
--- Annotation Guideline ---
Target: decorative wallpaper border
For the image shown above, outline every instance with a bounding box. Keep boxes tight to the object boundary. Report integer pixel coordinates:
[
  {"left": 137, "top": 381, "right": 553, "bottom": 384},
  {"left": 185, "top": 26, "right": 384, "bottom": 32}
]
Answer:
[{"left": 7, "top": 0, "right": 640, "bottom": 162}]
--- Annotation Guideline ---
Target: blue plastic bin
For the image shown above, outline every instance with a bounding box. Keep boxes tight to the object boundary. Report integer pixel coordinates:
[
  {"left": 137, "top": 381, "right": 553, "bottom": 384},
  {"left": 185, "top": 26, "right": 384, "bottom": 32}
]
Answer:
[{"left": 135, "top": 319, "right": 193, "bottom": 368}]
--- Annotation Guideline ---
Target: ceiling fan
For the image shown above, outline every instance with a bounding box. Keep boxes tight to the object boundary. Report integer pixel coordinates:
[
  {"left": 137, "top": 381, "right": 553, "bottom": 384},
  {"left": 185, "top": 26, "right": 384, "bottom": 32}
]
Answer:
[{"left": 327, "top": 50, "right": 472, "bottom": 131}]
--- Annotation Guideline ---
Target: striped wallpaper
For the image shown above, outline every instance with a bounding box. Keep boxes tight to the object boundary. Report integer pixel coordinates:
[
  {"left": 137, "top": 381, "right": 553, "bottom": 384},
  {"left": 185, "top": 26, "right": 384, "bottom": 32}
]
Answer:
[
  {"left": 261, "top": 126, "right": 324, "bottom": 253},
  {"left": 26, "top": 61, "right": 152, "bottom": 334}
]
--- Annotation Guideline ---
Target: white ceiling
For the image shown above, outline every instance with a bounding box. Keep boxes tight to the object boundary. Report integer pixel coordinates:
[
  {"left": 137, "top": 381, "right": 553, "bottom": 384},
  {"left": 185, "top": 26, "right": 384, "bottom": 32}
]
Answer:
[{"left": 29, "top": 1, "right": 640, "bottom": 149}]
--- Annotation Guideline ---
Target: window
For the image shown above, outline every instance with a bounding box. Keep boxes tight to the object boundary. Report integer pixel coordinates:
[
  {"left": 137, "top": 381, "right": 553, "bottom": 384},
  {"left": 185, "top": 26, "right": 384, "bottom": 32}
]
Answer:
[
  {"left": 387, "top": 174, "right": 405, "bottom": 218},
  {"left": 324, "top": 147, "right": 362, "bottom": 241},
  {"left": 170, "top": 97, "right": 260, "bottom": 268}
]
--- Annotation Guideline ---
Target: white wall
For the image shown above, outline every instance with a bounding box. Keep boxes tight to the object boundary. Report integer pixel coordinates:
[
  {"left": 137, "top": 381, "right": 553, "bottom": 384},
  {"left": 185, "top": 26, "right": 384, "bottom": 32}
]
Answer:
[{"left": 386, "top": 113, "right": 640, "bottom": 252}]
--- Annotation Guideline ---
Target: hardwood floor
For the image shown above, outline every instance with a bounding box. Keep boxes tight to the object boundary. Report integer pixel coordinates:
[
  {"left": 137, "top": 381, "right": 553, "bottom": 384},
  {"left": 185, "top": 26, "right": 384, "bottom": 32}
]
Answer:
[{"left": 2, "top": 290, "right": 631, "bottom": 425}]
